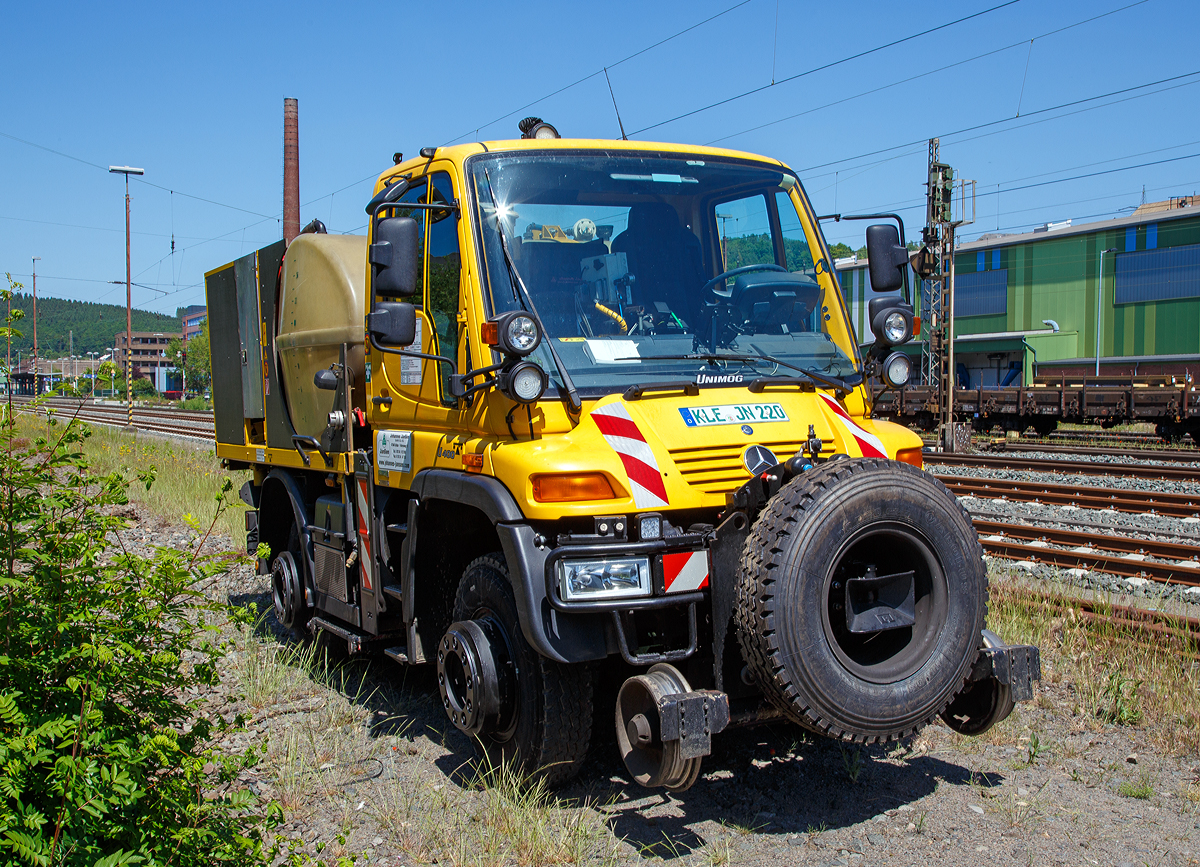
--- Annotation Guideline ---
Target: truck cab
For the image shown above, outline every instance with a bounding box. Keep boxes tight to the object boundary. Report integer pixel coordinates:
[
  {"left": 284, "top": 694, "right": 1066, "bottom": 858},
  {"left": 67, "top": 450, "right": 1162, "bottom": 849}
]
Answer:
[{"left": 207, "top": 133, "right": 1038, "bottom": 789}]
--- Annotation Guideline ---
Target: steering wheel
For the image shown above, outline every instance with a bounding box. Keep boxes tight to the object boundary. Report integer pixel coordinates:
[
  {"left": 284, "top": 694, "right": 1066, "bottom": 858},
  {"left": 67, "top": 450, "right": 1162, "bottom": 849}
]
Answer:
[{"left": 702, "top": 263, "right": 787, "bottom": 296}]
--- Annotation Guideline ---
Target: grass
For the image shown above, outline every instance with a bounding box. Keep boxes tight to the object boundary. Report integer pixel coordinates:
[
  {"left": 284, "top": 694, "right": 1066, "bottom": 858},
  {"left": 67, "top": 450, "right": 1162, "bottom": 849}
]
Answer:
[
  {"left": 16, "top": 409, "right": 250, "bottom": 539},
  {"left": 370, "top": 754, "right": 619, "bottom": 866},
  {"left": 1118, "top": 772, "right": 1155, "bottom": 800},
  {"left": 985, "top": 565, "right": 1200, "bottom": 753}
]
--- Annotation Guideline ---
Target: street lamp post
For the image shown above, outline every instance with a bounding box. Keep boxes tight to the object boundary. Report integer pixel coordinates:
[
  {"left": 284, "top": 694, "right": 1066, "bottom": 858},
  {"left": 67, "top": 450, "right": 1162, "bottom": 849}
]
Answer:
[
  {"left": 109, "top": 165, "right": 144, "bottom": 428},
  {"left": 1095, "top": 247, "right": 1118, "bottom": 376},
  {"left": 31, "top": 257, "right": 40, "bottom": 384}
]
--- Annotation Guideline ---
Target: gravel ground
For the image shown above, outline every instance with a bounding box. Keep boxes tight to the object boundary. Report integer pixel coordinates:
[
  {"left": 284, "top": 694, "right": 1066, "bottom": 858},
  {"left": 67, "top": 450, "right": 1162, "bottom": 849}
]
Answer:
[{"left": 111, "top": 504, "right": 1200, "bottom": 867}]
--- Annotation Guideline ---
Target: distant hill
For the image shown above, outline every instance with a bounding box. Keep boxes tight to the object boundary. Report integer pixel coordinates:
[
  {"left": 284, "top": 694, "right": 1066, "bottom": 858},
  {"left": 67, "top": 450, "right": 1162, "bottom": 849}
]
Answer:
[{"left": 3, "top": 294, "right": 181, "bottom": 356}]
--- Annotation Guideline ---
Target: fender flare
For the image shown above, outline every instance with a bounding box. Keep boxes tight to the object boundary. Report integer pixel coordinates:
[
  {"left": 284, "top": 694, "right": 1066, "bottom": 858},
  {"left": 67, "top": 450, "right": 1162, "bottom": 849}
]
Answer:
[{"left": 410, "top": 469, "right": 606, "bottom": 664}]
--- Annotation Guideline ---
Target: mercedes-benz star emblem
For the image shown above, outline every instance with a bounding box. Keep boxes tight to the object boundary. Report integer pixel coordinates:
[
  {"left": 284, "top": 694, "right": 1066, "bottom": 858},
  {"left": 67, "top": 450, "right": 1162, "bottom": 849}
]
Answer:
[
  {"left": 740, "top": 424, "right": 753, "bottom": 435},
  {"left": 742, "top": 445, "right": 778, "bottom": 476}
]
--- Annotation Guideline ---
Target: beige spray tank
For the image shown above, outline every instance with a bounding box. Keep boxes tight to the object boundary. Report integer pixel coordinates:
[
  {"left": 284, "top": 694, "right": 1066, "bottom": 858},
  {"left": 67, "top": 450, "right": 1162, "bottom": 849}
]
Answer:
[{"left": 275, "top": 233, "right": 367, "bottom": 437}]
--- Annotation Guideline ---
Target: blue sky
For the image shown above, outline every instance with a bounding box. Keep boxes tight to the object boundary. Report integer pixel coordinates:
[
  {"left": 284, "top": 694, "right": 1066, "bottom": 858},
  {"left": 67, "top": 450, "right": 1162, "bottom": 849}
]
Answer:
[{"left": 3, "top": 0, "right": 1198, "bottom": 316}]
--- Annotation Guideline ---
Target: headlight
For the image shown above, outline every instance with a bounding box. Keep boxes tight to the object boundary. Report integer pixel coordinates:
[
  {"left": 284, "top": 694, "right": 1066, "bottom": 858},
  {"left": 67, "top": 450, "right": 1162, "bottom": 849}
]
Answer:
[
  {"left": 557, "top": 557, "right": 651, "bottom": 602},
  {"left": 869, "top": 303, "right": 913, "bottom": 347},
  {"left": 882, "top": 351, "right": 912, "bottom": 388},
  {"left": 499, "top": 359, "right": 547, "bottom": 404},
  {"left": 506, "top": 315, "right": 540, "bottom": 353},
  {"left": 486, "top": 311, "right": 543, "bottom": 356},
  {"left": 883, "top": 312, "right": 908, "bottom": 344}
]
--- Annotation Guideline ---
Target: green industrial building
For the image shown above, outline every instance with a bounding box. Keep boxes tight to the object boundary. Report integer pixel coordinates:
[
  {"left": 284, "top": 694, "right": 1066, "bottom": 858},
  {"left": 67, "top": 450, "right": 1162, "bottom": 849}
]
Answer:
[{"left": 836, "top": 198, "right": 1200, "bottom": 387}]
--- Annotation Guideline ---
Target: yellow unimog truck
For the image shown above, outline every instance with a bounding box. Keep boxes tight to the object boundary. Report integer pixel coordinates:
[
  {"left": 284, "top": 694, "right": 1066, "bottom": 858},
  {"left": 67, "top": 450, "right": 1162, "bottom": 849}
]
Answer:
[{"left": 206, "top": 124, "right": 1038, "bottom": 789}]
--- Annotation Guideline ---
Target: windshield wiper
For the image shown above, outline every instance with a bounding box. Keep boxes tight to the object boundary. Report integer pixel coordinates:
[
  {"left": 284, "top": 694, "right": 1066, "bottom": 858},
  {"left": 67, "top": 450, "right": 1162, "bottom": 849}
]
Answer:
[
  {"left": 625, "top": 352, "right": 861, "bottom": 393},
  {"left": 483, "top": 170, "right": 582, "bottom": 413}
]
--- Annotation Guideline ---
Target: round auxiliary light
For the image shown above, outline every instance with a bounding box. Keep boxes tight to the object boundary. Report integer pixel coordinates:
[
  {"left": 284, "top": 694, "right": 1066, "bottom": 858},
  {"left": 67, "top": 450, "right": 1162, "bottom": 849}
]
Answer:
[
  {"left": 506, "top": 314, "right": 540, "bottom": 354},
  {"left": 882, "top": 351, "right": 912, "bottom": 388},
  {"left": 518, "top": 117, "right": 560, "bottom": 140},
  {"left": 506, "top": 360, "right": 548, "bottom": 404},
  {"left": 883, "top": 311, "right": 909, "bottom": 344}
]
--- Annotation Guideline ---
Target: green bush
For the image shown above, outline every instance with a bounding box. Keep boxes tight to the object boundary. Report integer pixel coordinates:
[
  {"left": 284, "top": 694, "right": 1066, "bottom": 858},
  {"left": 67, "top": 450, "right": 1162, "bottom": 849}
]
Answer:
[
  {"left": 178, "top": 397, "right": 211, "bottom": 412},
  {"left": 131, "top": 377, "right": 157, "bottom": 397},
  {"left": 0, "top": 395, "right": 281, "bottom": 865}
]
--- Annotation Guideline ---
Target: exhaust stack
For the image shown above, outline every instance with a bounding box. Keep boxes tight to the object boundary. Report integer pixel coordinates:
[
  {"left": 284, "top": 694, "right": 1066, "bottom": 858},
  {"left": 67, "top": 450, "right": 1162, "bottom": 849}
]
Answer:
[{"left": 283, "top": 97, "right": 300, "bottom": 243}]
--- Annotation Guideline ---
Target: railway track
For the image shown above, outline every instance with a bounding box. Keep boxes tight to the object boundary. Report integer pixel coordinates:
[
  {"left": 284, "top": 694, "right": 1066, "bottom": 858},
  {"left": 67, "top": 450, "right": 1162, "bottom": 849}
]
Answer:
[
  {"left": 985, "top": 441, "right": 1199, "bottom": 463},
  {"left": 973, "top": 518, "right": 1200, "bottom": 585},
  {"left": 926, "top": 451, "right": 1200, "bottom": 482},
  {"left": 14, "top": 397, "right": 215, "bottom": 441},
  {"left": 937, "top": 475, "right": 1200, "bottom": 519}
]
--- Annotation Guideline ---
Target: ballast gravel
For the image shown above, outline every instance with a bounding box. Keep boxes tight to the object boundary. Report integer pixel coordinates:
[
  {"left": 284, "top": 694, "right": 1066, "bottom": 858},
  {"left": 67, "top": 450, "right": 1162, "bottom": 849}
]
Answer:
[{"left": 107, "top": 503, "right": 1200, "bottom": 867}]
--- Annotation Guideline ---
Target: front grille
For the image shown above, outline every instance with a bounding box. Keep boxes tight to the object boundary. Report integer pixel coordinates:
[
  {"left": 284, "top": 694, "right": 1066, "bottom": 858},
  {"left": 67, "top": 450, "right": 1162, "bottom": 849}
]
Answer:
[{"left": 668, "top": 439, "right": 809, "bottom": 495}]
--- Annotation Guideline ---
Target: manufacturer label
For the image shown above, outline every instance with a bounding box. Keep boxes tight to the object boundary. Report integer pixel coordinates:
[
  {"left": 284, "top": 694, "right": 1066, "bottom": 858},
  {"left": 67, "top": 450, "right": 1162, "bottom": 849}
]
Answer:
[
  {"left": 256, "top": 448, "right": 265, "bottom": 462},
  {"left": 679, "top": 403, "right": 789, "bottom": 427},
  {"left": 400, "top": 319, "right": 422, "bottom": 385},
  {"left": 376, "top": 430, "right": 412, "bottom": 473}
]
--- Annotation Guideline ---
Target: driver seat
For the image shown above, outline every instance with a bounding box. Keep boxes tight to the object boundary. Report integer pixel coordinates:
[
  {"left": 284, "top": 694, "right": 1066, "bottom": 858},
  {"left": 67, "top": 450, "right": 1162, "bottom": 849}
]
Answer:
[{"left": 611, "top": 203, "right": 705, "bottom": 328}]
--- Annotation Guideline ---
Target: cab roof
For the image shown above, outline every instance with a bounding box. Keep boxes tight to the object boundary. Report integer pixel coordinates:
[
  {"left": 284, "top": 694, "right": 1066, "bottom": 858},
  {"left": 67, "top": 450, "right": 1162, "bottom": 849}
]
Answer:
[{"left": 373, "top": 138, "right": 789, "bottom": 196}]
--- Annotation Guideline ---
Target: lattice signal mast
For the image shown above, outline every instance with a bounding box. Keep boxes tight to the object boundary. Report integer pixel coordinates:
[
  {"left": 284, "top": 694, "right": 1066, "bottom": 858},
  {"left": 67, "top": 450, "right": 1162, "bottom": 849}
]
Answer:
[{"left": 917, "top": 138, "right": 974, "bottom": 452}]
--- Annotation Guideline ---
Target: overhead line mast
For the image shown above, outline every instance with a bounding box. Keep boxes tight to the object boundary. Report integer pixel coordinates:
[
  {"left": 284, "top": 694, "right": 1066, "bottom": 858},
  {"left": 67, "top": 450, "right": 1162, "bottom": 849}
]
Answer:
[{"left": 917, "top": 138, "right": 974, "bottom": 453}]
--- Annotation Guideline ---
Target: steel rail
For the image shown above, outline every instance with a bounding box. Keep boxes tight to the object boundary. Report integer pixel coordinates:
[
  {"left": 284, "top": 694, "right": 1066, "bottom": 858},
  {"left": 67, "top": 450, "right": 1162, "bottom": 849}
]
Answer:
[
  {"left": 938, "top": 475, "right": 1200, "bottom": 519},
  {"left": 991, "top": 441, "right": 1200, "bottom": 462},
  {"left": 927, "top": 451, "right": 1200, "bottom": 481}
]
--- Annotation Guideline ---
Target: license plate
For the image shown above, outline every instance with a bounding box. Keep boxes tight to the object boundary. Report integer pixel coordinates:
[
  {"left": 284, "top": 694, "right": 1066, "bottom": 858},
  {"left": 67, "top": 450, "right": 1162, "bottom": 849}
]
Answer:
[{"left": 679, "top": 403, "right": 789, "bottom": 427}]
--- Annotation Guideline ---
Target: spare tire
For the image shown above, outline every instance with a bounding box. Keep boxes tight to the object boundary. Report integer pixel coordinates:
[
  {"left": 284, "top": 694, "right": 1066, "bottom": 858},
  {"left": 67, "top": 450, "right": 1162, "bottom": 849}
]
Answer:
[{"left": 735, "top": 458, "right": 986, "bottom": 743}]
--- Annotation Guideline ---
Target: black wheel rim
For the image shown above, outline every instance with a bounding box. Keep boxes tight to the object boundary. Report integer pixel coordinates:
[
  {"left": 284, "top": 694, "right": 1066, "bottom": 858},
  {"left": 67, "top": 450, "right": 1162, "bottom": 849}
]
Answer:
[
  {"left": 467, "top": 608, "right": 518, "bottom": 743},
  {"left": 820, "top": 522, "right": 949, "bottom": 685}
]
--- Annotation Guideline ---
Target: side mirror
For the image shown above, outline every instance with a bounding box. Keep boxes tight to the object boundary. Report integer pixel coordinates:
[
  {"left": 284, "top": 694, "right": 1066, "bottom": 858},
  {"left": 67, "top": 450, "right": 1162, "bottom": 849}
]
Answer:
[
  {"left": 865, "top": 224, "right": 908, "bottom": 293},
  {"left": 367, "top": 301, "right": 417, "bottom": 346},
  {"left": 371, "top": 216, "right": 420, "bottom": 297}
]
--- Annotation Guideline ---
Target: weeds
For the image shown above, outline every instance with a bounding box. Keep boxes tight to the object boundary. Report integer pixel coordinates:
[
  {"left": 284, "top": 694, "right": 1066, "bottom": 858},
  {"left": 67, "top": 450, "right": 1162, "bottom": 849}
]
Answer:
[
  {"left": 840, "top": 744, "right": 865, "bottom": 783},
  {"left": 986, "top": 569, "right": 1199, "bottom": 752},
  {"left": 1099, "top": 671, "right": 1144, "bottom": 725},
  {"left": 1118, "top": 772, "right": 1155, "bottom": 800},
  {"left": 1026, "top": 731, "right": 1045, "bottom": 765}
]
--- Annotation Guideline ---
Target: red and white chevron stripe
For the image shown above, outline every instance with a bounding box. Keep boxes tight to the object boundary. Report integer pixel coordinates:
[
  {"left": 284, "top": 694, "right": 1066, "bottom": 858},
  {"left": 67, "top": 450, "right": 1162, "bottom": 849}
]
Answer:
[
  {"left": 663, "top": 550, "right": 709, "bottom": 593},
  {"left": 591, "top": 403, "right": 670, "bottom": 509},
  {"left": 818, "top": 393, "right": 887, "bottom": 458}
]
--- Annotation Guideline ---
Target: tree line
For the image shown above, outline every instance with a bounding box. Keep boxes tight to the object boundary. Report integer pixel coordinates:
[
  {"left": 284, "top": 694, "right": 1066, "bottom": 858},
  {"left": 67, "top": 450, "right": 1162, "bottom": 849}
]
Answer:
[{"left": 4, "top": 293, "right": 181, "bottom": 356}]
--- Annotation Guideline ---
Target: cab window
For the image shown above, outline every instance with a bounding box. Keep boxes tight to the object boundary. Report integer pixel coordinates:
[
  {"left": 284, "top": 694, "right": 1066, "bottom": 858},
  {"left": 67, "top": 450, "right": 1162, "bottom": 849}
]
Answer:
[{"left": 426, "top": 172, "right": 462, "bottom": 401}]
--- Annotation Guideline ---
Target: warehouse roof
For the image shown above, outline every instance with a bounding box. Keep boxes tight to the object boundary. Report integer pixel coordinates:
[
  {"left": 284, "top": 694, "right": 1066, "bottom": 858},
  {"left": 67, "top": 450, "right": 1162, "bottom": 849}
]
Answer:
[{"left": 958, "top": 200, "right": 1199, "bottom": 252}]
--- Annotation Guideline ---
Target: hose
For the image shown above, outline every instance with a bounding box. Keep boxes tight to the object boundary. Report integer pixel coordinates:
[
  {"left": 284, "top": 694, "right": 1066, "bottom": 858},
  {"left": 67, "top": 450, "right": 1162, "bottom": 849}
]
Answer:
[{"left": 594, "top": 301, "right": 628, "bottom": 333}]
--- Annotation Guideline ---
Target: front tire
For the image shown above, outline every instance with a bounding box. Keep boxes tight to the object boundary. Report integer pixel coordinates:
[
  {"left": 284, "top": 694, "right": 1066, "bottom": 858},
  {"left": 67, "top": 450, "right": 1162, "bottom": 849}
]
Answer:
[
  {"left": 445, "top": 554, "right": 593, "bottom": 784},
  {"left": 735, "top": 458, "right": 987, "bottom": 743}
]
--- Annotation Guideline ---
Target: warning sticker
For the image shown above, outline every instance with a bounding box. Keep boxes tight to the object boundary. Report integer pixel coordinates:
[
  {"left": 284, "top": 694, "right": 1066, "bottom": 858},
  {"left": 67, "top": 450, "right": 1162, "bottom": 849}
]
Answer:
[
  {"left": 376, "top": 430, "right": 412, "bottom": 474},
  {"left": 400, "top": 319, "right": 422, "bottom": 385}
]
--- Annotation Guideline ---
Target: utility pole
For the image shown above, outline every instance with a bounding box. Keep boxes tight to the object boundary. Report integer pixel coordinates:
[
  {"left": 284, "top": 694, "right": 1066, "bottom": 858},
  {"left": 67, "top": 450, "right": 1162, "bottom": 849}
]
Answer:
[
  {"left": 31, "top": 256, "right": 40, "bottom": 392},
  {"left": 110, "top": 165, "right": 143, "bottom": 429}
]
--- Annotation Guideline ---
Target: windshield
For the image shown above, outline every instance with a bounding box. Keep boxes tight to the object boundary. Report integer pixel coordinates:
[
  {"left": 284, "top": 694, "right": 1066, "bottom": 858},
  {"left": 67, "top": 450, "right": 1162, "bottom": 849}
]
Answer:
[{"left": 469, "top": 151, "right": 859, "bottom": 397}]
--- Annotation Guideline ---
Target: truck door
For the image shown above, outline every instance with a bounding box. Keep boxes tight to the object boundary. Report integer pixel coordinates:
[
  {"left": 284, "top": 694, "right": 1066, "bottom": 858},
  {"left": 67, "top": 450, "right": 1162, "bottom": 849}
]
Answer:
[{"left": 369, "top": 170, "right": 470, "bottom": 472}]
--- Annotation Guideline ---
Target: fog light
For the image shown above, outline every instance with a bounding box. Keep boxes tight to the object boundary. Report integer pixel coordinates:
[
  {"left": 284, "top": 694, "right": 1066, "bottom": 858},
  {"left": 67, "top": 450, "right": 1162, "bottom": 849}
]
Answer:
[
  {"left": 557, "top": 557, "right": 651, "bottom": 602},
  {"left": 882, "top": 351, "right": 912, "bottom": 388},
  {"left": 501, "top": 359, "right": 548, "bottom": 403},
  {"left": 638, "top": 513, "right": 662, "bottom": 540}
]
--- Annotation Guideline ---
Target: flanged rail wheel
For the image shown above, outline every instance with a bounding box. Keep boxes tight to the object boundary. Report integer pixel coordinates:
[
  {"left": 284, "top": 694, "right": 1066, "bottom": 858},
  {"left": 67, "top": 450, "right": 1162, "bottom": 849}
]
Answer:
[
  {"left": 445, "top": 553, "right": 593, "bottom": 784},
  {"left": 735, "top": 458, "right": 987, "bottom": 742}
]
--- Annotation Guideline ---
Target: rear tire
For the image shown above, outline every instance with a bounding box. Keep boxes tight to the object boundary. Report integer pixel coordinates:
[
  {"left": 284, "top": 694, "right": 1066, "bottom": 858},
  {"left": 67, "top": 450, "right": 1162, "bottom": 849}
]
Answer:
[
  {"left": 450, "top": 554, "right": 593, "bottom": 784},
  {"left": 735, "top": 458, "right": 987, "bottom": 743}
]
